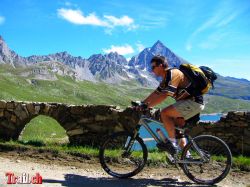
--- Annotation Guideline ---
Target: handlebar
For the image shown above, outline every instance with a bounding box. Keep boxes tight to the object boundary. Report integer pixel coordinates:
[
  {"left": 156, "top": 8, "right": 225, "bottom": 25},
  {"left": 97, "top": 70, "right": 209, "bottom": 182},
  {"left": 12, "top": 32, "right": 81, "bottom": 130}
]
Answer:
[
  {"left": 131, "top": 101, "right": 161, "bottom": 120},
  {"left": 131, "top": 101, "right": 149, "bottom": 110}
]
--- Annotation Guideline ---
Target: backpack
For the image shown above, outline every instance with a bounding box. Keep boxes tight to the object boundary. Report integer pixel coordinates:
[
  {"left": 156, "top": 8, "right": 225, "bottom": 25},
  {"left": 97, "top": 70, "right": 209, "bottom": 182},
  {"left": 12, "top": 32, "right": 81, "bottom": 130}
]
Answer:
[{"left": 179, "top": 63, "right": 217, "bottom": 96}]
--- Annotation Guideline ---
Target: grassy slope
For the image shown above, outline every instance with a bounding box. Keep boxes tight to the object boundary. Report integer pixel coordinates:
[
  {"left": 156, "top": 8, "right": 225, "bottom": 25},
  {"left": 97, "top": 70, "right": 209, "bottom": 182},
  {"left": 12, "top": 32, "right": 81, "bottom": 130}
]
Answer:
[
  {"left": 20, "top": 115, "right": 67, "bottom": 142},
  {"left": 1, "top": 64, "right": 250, "bottom": 162},
  {"left": 1, "top": 64, "right": 250, "bottom": 136},
  {"left": 210, "top": 75, "right": 250, "bottom": 100},
  {"left": 0, "top": 64, "right": 170, "bottom": 107},
  {"left": 204, "top": 95, "right": 250, "bottom": 113},
  {"left": 1, "top": 65, "right": 250, "bottom": 113},
  {"left": 1, "top": 141, "right": 249, "bottom": 170}
]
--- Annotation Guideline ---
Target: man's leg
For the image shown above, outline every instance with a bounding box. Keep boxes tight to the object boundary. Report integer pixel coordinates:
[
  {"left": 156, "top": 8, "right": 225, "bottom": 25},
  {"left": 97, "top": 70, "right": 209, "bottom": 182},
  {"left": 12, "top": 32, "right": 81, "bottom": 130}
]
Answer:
[
  {"left": 161, "top": 105, "right": 183, "bottom": 140},
  {"left": 174, "top": 118, "right": 187, "bottom": 149},
  {"left": 179, "top": 137, "right": 187, "bottom": 148},
  {"left": 171, "top": 99, "right": 205, "bottom": 156}
]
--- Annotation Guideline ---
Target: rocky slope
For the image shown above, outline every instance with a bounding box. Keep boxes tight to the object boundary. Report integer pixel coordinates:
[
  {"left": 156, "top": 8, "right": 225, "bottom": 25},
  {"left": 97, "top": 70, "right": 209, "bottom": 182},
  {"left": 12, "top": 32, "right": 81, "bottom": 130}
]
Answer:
[
  {"left": 1, "top": 35, "right": 250, "bottom": 100},
  {"left": 128, "top": 40, "right": 186, "bottom": 70},
  {"left": 0, "top": 36, "right": 181, "bottom": 86}
]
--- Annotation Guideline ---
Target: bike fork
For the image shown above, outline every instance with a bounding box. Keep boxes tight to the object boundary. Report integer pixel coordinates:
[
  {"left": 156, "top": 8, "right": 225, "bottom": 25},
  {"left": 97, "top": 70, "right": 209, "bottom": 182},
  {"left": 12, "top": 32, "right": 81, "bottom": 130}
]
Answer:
[
  {"left": 190, "top": 139, "right": 209, "bottom": 162},
  {"left": 122, "top": 126, "right": 140, "bottom": 156},
  {"left": 122, "top": 138, "right": 136, "bottom": 157}
]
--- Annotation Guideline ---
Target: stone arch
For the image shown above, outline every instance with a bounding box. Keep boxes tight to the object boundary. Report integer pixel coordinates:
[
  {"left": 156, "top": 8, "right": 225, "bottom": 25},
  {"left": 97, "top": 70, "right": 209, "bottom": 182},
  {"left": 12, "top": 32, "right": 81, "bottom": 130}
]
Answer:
[
  {"left": 0, "top": 101, "right": 70, "bottom": 141},
  {"left": 0, "top": 100, "right": 139, "bottom": 145},
  {"left": 0, "top": 101, "right": 35, "bottom": 141},
  {"left": 19, "top": 115, "right": 69, "bottom": 144}
]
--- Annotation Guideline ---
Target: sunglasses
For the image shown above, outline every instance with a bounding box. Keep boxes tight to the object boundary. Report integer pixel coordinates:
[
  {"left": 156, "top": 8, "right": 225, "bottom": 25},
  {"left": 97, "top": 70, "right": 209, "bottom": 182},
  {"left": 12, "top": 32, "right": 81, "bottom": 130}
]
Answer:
[{"left": 151, "top": 65, "right": 158, "bottom": 70}]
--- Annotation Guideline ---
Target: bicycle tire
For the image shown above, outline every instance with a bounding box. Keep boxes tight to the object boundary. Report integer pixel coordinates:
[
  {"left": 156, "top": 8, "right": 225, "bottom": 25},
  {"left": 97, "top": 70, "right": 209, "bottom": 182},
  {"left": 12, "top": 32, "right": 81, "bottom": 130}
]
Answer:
[
  {"left": 181, "top": 135, "right": 232, "bottom": 185},
  {"left": 99, "top": 131, "right": 148, "bottom": 178}
]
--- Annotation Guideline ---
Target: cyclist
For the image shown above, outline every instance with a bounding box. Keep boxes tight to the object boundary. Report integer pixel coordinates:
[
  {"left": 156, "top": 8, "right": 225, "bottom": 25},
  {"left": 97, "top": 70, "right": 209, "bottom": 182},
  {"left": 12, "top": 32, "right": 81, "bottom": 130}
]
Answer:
[{"left": 141, "top": 56, "right": 204, "bottom": 155}]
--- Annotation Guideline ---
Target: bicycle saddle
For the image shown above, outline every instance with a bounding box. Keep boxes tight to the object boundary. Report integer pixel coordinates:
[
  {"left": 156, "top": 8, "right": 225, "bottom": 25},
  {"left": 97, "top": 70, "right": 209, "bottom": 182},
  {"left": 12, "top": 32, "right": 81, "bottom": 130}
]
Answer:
[
  {"left": 185, "top": 113, "right": 200, "bottom": 125},
  {"left": 174, "top": 113, "right": 200, "bottom": 128}
]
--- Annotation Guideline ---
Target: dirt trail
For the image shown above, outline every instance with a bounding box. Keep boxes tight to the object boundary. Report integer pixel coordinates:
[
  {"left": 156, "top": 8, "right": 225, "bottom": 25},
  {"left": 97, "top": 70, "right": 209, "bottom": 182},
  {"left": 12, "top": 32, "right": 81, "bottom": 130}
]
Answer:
[{"left": 0, "top": 151, "right": 249, "bottom": 187}]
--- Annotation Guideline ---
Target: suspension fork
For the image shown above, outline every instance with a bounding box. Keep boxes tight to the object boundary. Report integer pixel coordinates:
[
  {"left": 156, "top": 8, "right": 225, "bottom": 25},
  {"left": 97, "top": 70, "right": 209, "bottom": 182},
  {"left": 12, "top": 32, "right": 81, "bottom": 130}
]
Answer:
[
  {"left": 189, "top": 137, "right": 210, "bottom": 162},
  {"left": 122, "top": 125, "right": 141, "bottom": 156}
]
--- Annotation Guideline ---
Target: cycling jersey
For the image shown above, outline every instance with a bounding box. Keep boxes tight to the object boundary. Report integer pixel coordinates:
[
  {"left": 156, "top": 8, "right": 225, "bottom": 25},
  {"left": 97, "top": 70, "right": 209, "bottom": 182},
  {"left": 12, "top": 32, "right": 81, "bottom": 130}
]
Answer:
[{"left": 156, "top": 68, "right": 203, "bottom": 104}]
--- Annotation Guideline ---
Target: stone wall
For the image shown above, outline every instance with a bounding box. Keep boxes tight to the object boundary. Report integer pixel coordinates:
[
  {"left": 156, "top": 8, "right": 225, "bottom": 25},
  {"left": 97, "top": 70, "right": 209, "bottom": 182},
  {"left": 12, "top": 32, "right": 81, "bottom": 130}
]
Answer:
[
  {"left": 0, "top": 100, "right": 140, "bottom": 145},
  {"left": 189, "top": 111, "right": 250, "bottom": 155},
  {"left": 0, "top": 100, "right": 249, "bottom": 155}
]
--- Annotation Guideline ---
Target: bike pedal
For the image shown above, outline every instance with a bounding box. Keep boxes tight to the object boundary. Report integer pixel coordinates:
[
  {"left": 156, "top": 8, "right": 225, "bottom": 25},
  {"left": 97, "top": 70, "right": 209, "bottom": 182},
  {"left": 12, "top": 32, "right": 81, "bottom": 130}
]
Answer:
[{"left": 156, "top": 142, "right": 177, "bottom": 155}]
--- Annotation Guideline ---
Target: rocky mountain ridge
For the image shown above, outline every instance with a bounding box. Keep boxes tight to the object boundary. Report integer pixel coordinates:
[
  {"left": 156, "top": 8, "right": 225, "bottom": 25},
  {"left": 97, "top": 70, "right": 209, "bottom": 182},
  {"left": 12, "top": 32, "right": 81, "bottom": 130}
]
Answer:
[
  {"left": 1, "top": 35, "right": 250, "bottom": 100},
  {"left": 1, "top": 36, "right": 183, "bottom": 86},
  {"left": 128, "top": 40, "right": 186, "bottom": 70}
]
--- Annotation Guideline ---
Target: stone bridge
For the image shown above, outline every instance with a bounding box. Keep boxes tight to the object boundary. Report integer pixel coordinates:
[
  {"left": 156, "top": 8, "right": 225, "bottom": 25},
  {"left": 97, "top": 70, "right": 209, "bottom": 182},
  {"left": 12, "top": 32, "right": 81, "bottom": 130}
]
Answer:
[
  {"left": 0, "top": 100, "right": 140, "bottom": 145},
  {"left": 0, "top": 100, "right": 250, "bottom": 155}
]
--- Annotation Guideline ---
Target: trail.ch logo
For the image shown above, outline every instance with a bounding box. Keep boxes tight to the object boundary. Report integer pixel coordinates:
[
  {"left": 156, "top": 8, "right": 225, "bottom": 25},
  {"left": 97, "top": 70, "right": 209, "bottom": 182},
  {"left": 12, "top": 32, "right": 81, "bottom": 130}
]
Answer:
[{"left": 5, "top": 172, "right": 42, "bottom": 184}]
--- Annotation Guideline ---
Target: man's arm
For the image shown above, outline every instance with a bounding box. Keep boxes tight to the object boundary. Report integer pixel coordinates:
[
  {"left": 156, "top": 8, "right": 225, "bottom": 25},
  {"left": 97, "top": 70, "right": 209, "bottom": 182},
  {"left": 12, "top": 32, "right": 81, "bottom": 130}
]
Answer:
[{"left": 143, "top": 90, "right": 167, "bottom": 108}]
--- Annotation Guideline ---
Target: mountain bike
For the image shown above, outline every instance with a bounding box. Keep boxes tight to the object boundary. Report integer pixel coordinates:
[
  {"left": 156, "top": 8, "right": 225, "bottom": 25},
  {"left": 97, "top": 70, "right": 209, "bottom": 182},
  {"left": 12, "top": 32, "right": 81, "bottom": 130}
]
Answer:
[{"left": 99, "top": 102, "right": 232, "bottom": 185}]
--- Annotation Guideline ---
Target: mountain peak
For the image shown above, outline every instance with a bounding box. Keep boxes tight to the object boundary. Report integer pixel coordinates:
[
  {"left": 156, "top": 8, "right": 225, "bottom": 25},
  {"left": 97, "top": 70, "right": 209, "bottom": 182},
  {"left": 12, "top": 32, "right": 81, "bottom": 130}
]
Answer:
[
  {"left": 0, "top": 35, "right": 19, "bottom": 67},
  {"left": 152, "top": 40, "right": 165, "bottom": 49},
  {"left": 107, "top": 51, "right": 119, "bottom": 56},
  {"left": 128, "top": 39, "right": 184, "bottom": 70}
]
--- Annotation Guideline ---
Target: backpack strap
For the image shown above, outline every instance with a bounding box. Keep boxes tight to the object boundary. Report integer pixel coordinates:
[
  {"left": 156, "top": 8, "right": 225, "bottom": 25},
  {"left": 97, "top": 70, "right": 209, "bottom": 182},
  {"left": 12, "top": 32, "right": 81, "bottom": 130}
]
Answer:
[{"left": 156, "top": 69, "right": 177, "bottom": 95}]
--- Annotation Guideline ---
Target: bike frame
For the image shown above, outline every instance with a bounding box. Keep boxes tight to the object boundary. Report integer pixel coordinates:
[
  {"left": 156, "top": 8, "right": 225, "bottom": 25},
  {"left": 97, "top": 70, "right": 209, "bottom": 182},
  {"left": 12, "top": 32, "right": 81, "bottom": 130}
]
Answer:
[
  {"left": 129, "top": 115, "right": 208, "bottom": 164},
  {"left": 135, "top": 115, "right": 185, "bottom": 143}
]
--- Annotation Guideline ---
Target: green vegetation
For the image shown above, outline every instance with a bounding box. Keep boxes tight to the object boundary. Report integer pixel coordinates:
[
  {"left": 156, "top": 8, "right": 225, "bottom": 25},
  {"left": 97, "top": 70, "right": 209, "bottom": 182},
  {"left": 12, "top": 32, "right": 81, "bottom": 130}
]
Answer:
[
  {"left": 1, "top": 64, "right": 250, "bottom": 113},
  {"left": 1, "top": 64, "right": 250, "bottom": 171},
  {"left": 0, "top": 140, "right": 99, "bottom": 157},
  {"left": 211, "top": 75, "right": 250, "bottom": 100},
  {"left": 0, "top": 64, "right": 152, "bottom": 107},
  {"left": 20, "top": 115, "right": 68, "bottom": 144},
  {"left": 204, "top": 95, "right": 250, "bottom": 113},
  {"left": 233, "top": 155, "right": 250, "bottom": 170},
  {"left": 1, "top": 140, "right": 249, "bottom": 171}
]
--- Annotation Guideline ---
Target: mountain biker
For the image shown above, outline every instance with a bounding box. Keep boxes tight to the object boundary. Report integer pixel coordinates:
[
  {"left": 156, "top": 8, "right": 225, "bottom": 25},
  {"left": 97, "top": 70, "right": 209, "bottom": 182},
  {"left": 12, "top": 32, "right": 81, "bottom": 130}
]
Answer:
[{"left": 141, "top": 56, "right": 205, "bottom": 155}]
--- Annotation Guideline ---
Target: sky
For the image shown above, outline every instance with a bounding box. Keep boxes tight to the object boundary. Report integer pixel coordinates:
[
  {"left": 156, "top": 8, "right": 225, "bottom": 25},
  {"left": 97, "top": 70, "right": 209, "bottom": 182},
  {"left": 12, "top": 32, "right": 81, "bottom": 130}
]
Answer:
[{"left": 0, "top": 0, "right": 250, "bottom": 80}]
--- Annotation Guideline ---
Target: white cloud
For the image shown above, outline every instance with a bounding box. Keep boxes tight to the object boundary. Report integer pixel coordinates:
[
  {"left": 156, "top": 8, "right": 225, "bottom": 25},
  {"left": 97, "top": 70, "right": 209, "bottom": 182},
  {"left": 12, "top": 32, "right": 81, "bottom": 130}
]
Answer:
[
  {"left": 133, "top": 5, "right": 171, "bottom": 29},
  {"left": 198, "top": 31, "right": 228, "bottom": 49},
  {"left": 57, "top": 8, "right": 137, "bottom": 31},
  {"left": 104, "top": 15, "right": 133, "bottom": 26},
  {"left": 57, "top": 8, "right": 107, "bottom": 26},
  {"left": 136, "top": 43, "right": 145, "bottom": 52},
  {"left": 186, "top": 1, "right": 245, "bottom": 51},
  {"left": 216, "top": 12, "right": 239, "bottom": 27},
  {"left": 193, "top": 3, "right": 240, "bottom": 36},
  {"left": 103, "top": 44, "right": 134, "bottom": 55},
  {"left": 0, "top": 16, "right": 5, "bottom": 25},
  {"left": 101, "top": 1, "right": 170, "bottom": 29}
]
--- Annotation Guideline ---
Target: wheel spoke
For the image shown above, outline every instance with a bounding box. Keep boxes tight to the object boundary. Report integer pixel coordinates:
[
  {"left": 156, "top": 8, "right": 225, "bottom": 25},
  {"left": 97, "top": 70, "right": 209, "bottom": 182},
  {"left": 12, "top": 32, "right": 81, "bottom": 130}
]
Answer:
[
  {"left": 99, "top": 132, "right": 147, "bottom": 178},
  {"left": 181, "top": 135, "right": 232, "bottom": 185}
]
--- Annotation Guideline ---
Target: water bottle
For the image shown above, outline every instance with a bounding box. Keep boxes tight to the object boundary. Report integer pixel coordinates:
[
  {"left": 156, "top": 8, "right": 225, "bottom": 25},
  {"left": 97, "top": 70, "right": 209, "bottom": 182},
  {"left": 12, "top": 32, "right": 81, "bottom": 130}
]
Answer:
[{"left": 156, "top": 128, "right": 167, "bottom": 143}]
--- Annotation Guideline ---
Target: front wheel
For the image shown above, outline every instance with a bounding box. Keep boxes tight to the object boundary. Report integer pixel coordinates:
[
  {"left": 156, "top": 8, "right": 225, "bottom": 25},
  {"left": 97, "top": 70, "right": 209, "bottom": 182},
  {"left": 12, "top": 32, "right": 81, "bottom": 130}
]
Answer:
[
  {"left": 181, "top": 135, "right": 232, "bottom": 185},
  {"left": 99, "top": 131, "right": 148, "bottom": 178}
]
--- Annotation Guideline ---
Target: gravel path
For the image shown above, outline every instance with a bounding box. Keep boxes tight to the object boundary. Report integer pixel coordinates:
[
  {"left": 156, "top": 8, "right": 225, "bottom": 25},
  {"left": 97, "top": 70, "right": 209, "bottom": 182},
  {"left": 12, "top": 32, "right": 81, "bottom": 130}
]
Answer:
[{"left": 0, "top": 155, "right": 250, "bottom": 187}]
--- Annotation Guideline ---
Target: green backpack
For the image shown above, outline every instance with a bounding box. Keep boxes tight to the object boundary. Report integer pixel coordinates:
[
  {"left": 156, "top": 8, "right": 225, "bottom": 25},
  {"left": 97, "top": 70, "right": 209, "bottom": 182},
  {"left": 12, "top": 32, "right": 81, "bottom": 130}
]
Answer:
[{"left": 179, "top": 64, "right": 217, "bottom": 96}]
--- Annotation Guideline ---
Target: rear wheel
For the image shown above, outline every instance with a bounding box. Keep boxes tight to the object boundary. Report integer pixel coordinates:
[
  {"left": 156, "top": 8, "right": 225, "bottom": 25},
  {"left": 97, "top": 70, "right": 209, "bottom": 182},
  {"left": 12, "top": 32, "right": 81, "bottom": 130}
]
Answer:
[
  {"left": 99, "top": 131, "right": 148, "bottom": 178},
  {"left": 181, "top": 135, "right": 232, "bottom": 185}
]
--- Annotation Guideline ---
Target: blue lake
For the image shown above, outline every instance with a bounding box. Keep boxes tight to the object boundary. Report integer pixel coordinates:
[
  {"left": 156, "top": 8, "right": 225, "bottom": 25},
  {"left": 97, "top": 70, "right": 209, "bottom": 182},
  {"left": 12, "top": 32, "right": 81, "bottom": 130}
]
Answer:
[
  {"left": 138, "top": 113, "right": 222, "bottom": 149},
  {"left": 200, "top": 114, "right": 222, "bottom": 121}
]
